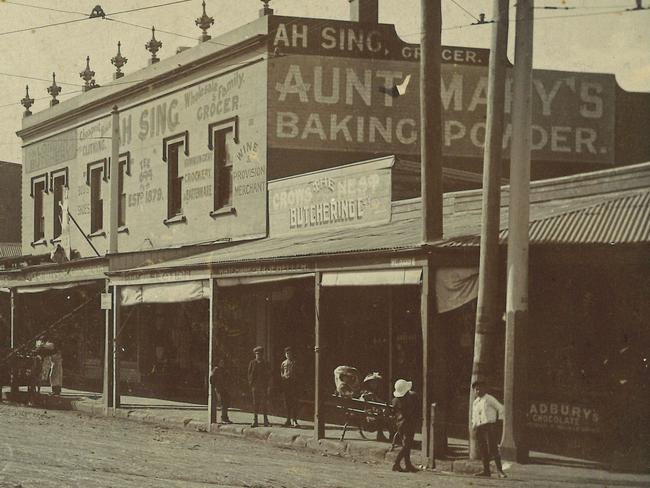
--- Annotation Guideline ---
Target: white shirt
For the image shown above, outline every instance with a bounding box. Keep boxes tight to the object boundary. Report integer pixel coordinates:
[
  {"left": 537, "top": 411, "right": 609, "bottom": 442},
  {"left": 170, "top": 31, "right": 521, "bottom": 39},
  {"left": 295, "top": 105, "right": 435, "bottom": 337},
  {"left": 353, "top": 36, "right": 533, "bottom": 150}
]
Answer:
[{"left": 472, "top": 393, "right": 505, "bottom": 428}]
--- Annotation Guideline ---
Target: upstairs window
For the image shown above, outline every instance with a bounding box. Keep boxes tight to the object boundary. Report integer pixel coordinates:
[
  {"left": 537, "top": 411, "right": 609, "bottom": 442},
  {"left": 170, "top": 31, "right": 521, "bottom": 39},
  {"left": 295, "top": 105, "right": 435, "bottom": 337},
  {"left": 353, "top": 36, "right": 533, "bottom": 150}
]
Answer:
[
  {"left": 167, "top": 142, "right": 183, "bottom": 218},
  {"left": 213, "top": 127, "right": 233, "bottom": 210},
  {"left": 31, "top": 174, "right": 47, "bottom": 242},
  {"left": 162, "top": 132, "right": 189, "bottom": 221},
  {"left": 208, "top": 117, "right": 238, "bottom": 213},
  {"left": 87, "top": 161, "right": 106, "bottom": 234},
  {"left": 50, "top": 168, "right": 68, "bottom": 239},
  {"left": 117, "top": 152, "right": 131, "bottom": 228}
]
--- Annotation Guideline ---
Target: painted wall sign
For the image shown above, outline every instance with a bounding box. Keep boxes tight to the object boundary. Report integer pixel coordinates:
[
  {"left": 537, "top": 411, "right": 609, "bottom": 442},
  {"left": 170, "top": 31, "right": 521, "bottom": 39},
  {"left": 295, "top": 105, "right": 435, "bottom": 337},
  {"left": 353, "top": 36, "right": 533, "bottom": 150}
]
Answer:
[
  {"left": 267, "top": 18, "right": 615, "bottom": 164},
  {"left": 269, "top": 17, "right": 489, "bottom": 65},
  {"left": 527, "top": 401, "right": 601, "bottom": 434},
  {"left": 21, "top": 58, "right": 268, "bottom": 257},
  {"left": 268, "top": 157, "right": 393, "bottom": 236}
]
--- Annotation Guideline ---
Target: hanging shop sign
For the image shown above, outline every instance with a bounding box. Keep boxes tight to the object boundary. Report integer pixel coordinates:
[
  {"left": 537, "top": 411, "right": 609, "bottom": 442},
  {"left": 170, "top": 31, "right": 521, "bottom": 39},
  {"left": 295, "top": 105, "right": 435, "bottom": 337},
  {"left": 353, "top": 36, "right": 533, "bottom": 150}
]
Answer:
[
  {"left": 268, "top": 156, "right": 393, "bottom": 235},
  {"left": 100, "top": 293, "right": 112, "bottom": 310},
  {"left": 527, "top": 401, "right": 601, "bottom": 434},
  {"left": 267, "top": 17, "right": 615, "bottom": 164}
]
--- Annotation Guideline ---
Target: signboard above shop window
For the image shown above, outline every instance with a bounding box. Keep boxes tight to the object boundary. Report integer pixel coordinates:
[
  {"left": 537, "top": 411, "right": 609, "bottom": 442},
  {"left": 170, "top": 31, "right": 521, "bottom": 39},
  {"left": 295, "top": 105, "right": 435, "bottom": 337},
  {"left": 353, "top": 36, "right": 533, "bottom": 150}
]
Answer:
[{"left": 268, "top": 156, "right": 393, "bottom": 236}]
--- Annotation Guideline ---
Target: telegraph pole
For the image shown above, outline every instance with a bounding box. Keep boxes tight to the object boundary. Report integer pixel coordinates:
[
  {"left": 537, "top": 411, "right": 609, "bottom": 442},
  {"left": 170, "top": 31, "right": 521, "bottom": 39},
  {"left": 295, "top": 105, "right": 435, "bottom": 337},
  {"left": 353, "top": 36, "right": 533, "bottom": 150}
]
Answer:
[
  {"left": 103, "top": 106, "right": 120, "bottom": 414},
  {"left": 469, "top": 0, "right": 509, "bottom": 460},
  {"left": 109, "top": 106, "right": 120, "bottom": 255},
  {"left": 420, "top": 0, "right": 444, "bottom": 466},
  {"left": 502, "top": 0, "right": 533, "bottom": 463},
  {"left": 420, "top": 0, "right": 443, "bottom": 243}
]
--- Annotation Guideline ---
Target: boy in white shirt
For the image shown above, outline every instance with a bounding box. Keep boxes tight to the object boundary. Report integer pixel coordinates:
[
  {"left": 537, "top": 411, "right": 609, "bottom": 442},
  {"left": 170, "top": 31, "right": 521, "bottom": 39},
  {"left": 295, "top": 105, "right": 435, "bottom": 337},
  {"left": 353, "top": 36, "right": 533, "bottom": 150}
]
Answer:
[{"left": 471, "top": 380, "right": 507, "bottom": 478}]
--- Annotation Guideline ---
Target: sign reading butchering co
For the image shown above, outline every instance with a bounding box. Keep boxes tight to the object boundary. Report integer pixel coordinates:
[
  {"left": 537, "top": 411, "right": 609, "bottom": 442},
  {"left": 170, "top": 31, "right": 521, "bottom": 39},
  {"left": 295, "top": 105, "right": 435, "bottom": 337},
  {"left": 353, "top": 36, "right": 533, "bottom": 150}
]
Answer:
[{"left": 268, "top": 157, "right": 393, "bottom": 236}]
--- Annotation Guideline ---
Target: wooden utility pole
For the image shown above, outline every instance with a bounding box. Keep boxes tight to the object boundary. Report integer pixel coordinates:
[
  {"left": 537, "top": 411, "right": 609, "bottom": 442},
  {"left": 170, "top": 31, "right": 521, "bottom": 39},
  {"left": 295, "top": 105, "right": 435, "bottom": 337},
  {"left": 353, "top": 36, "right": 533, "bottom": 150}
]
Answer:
[
  {"left": 104, "top": 106, "right": 120, "bottom": 414},
  {"left": 420, "top": 0, "right": 443, "bottom": 243},
  {"left": 469, "top": 0, "right": 510, "bottom": 460},
  {"left": 420, "top": 0, "right": 445, "bottom": 465},
  {"left": 109, "top": 106, "right": 120, "bottom": 255},
  {"left": 502, "top": 0, "right": 533, "bottom": 464}
]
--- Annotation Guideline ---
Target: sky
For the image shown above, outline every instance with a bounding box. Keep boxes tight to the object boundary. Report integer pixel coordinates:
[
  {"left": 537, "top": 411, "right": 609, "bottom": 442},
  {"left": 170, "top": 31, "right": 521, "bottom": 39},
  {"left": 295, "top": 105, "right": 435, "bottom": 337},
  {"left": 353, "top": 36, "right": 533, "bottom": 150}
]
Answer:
[{"left": 0, "top": 0, "right": 648, "bottom": 163}]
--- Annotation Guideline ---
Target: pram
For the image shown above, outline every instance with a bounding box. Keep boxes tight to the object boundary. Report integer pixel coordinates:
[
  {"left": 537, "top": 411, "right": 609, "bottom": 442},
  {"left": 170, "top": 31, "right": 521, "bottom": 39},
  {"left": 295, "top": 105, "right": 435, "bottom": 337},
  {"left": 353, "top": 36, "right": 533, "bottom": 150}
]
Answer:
[{"left": 332, "top": 366, "right": 395, "bottom": 442}]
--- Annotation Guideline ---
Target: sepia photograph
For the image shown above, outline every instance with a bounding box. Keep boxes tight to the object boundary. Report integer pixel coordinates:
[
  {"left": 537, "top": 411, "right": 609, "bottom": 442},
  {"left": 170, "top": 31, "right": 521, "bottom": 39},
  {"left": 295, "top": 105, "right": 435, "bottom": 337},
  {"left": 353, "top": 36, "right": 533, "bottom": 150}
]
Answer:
[{"left": 0, "top": 1, "right": 648, "bottom": 486}]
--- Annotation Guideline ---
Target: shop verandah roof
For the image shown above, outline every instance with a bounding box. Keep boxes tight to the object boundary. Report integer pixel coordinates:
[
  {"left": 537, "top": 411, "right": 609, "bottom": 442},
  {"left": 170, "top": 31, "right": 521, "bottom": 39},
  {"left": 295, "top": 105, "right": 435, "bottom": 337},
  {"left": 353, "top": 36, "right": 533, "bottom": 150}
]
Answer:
[{"left": 111, "top": 161, "right": 650, "bottom": 277}]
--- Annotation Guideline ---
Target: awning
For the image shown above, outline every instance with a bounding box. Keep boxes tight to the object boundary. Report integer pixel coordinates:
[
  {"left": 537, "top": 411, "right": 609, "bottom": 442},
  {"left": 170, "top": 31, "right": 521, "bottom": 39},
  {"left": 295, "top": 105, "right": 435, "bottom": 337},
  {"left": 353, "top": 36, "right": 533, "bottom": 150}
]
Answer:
[
  {"left": 216, "top": 273, "right": 314, "bottom": 287},
  {"left": 436, "top": 267, "right": 479, "bottom": 313},
  {"left": 121, "top": 280, "right": 210, "bottom": 306},
  {"left": 321, "top": 269, "right": 422, "bottom": 287},
  {"left": 15, "top": 280, "right": 101, "bottom": 294}
]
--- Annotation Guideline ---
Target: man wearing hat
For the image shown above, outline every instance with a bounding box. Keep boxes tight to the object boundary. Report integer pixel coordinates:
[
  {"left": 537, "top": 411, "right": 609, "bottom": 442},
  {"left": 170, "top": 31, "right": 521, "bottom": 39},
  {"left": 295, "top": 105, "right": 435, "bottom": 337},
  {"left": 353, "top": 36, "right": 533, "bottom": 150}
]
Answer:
[
  {"left": 280, "top": 346, "right": 299, "bottom": 427},
  {"left": 247, "top": 346, "right": 270, "bottom": 427},
  {"left": 391, "top": 379, "right": 419, "bottom": 472}
]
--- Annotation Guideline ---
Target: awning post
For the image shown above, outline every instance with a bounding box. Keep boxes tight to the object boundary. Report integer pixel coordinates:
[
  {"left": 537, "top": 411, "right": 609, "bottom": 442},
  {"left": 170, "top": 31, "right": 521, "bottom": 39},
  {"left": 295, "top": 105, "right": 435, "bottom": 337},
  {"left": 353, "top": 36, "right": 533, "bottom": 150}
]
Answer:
[
  {"left": 103, "top": 282, "right": 114, "bottom": 413},
  {"left": 9, "top": 288, "right": 16, "bottom": 349},
  {"left": 313, "top": 272, "right": 325, "bottom": 440},
  {"left": 208, "top": 279, "right": 218, "bottom": 430},
  {"left": 113, "top": 285, "right": 121, "bottom": 410}
]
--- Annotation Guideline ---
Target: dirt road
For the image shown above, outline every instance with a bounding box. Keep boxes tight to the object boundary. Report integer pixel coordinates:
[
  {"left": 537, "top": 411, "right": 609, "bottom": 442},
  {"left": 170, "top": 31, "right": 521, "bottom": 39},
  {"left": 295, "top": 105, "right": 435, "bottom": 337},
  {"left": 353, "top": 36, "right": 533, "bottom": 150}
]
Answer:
[{"left": 0, "top": 404, "right": 622, "bottom": 487}]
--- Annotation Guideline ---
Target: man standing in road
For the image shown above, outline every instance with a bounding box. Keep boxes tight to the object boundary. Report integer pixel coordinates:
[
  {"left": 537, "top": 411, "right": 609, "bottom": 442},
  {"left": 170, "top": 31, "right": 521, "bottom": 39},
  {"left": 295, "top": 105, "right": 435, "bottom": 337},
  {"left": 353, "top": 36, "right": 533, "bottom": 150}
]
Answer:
[
  {"left": 280, "top": 346, "right": 299, "bottom": 427},
  {"left": 248, "top": 345, "right": 270, "bottom": 427},
  {"left": 472, "top": 380, "right": 507, "bottom": 478}
]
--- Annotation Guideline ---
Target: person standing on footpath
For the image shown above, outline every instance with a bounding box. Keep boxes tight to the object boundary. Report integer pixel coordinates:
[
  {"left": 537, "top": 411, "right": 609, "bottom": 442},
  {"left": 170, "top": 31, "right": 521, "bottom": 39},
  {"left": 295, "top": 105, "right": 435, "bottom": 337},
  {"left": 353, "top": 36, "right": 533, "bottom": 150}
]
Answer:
[
  {"left": 471, "top": 380, "right": 507, "bottom": 478},
  {"left": 49, "top": 345, "right": 63, "bottom": 396},
  {"left": 247, "top": 345, "right": 270, "bottom": 427},
  {"left": 391, "top": 379, "right": 419, "bottom": 473},
  {"left": 280, "top": 346, "right": 299, "bottom": 427},
  {"left": 210, "top": 354, "right": 232, "bottom": 424}
]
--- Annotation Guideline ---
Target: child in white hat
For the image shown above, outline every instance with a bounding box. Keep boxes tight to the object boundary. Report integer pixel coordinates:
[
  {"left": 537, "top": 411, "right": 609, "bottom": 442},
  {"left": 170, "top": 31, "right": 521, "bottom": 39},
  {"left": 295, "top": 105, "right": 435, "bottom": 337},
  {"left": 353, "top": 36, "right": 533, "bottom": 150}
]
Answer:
[{"left": 391, "top": 379, "right": 419, "bottom": 472}]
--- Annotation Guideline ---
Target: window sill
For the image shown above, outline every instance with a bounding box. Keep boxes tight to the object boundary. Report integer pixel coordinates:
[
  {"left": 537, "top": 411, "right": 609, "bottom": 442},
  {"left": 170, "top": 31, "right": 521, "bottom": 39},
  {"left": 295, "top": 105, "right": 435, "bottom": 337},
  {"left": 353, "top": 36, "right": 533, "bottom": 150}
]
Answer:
[
  {"left": 30, "top": 238, "right": 47, "bottom": 247},
  {"left": 163, "top": 214, "right": 187, "bottom": 226},
  {"left": 210, "top": 206, "right": 236, "bottom": 218},
  {"left": 87, "top": 229, "right": 106, "bottom": 238},
  {"left": 50, "top": 237, "right": 62, "bottom": 245},
  {"left": 118, "top": 225, "right": 129, "bottom": 234}
]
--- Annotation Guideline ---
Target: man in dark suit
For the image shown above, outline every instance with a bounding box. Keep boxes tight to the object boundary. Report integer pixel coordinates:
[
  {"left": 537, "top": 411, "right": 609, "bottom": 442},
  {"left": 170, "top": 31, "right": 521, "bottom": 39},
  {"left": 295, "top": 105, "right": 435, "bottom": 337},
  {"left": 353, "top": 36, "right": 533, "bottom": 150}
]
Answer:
[{"left": 247, "top": 345, "right": 270, "bottom": 427}]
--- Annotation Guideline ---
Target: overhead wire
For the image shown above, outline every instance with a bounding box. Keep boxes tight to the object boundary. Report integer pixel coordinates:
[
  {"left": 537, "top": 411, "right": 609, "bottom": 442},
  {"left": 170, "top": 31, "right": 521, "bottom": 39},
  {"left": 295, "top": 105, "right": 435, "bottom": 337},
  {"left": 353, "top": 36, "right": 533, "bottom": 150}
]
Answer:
[
  {"left": 0, "top": 0, "right": 193, "bottom": 37},
  {"left": 447, "top": 0, "right": 481, "bottom": 22},
  {"left": 2, "top": 1, "right": 87, "bottom": 16}
]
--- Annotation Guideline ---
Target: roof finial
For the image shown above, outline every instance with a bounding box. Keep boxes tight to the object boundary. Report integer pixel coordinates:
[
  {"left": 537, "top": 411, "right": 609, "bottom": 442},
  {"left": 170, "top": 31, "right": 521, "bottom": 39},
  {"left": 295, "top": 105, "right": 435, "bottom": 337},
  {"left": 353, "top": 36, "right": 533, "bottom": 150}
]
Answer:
[
  {"left": 195, "top": 0, "right": 214, "bottom": 42},
  {"left": 47, "top": 73, "right": 61, "bottom": 106},
  {"left": 21, "top": 85, "right": 34, "bottom": 116},
  {"left": 111, "top": 41, "right": 128, "bottom": 79},
  {"left": 145, "top": 26, "right": 163, "bottom": 64},
  {"left": 259, "top": 0, "right": 273, "bottom": 17},
  {"left": 80, "top": 56, "right": 99, "bottom": 91}
]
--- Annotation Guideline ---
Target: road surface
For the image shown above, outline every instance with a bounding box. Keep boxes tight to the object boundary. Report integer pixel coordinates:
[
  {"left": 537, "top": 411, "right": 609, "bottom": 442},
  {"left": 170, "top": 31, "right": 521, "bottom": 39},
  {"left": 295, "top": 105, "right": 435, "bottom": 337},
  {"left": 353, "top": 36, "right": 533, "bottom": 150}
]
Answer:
[{"left": 0, "top": 404, "right": 626, "bottom": 487}]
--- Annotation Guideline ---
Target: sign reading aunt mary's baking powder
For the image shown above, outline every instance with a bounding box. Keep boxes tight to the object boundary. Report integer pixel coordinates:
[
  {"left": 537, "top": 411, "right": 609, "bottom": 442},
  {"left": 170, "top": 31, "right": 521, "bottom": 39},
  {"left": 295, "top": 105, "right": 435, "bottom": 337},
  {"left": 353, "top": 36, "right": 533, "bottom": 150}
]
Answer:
[{"left": 268, "top": 157, "right": 393, "bottom": 236}]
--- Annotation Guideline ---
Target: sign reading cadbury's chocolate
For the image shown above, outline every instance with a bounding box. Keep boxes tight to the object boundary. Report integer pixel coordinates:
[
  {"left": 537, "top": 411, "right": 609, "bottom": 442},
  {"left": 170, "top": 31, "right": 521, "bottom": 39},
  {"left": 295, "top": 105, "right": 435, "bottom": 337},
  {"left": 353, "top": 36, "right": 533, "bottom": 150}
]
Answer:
[{"left": 267, "top": 17, "right": 615, "bottom": 164}]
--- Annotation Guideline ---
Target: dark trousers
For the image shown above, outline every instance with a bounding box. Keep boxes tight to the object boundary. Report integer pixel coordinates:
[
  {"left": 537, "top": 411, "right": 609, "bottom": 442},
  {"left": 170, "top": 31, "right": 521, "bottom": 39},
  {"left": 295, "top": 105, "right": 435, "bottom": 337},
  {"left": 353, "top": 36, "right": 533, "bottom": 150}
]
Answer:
[
  {"left": 282, "top": 380, "right": 298, "bottom": 421},
  {"left": 394, "top": 429, "right": 415, "bottom": 468},
  {"left": 476, "top": 422, "right": 503, "bottom": 473},
  {"left": 216, "top": 387, "right": 230, "bottom": 421},
  {"left": 251, "top": 386, "right": 268, "bottom": 421}
]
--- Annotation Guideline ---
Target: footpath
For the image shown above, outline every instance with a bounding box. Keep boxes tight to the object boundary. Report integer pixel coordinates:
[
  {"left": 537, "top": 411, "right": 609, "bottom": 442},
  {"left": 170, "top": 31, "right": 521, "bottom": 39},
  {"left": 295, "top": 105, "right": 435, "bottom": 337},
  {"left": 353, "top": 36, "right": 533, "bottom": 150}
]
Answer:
[{"left": 4, "top": 387, "right": 650, "bottom": 487}]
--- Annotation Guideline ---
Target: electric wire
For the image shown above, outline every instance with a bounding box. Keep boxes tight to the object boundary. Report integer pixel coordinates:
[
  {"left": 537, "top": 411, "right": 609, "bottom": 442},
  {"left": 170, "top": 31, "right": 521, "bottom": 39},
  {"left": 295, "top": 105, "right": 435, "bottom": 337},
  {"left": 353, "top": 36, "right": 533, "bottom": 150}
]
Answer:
[
  {"left": 0, "top": 0, "right": 193, "bottom": 37},
  {"left": 448, "top": 0, "right": 481, "bottom": 22},
  {"left": 2, "top": 0, "right": 87, "bottom": 16}
]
